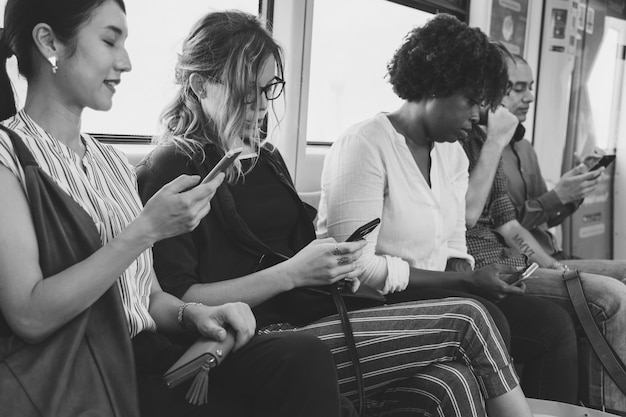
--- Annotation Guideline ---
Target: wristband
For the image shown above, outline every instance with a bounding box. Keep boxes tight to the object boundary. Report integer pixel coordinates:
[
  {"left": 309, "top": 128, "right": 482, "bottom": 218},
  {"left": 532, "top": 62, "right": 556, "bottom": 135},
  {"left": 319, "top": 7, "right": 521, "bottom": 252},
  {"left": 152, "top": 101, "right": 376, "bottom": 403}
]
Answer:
[{"left": 177, "top": 302, "right": 203, "bottom": 331}]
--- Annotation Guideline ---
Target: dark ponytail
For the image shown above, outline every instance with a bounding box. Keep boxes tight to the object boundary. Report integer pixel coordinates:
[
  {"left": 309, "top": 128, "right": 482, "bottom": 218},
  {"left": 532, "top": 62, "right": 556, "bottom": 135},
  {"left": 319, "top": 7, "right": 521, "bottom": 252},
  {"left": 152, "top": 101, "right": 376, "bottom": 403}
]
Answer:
[{"left": 0, "top": 28, "right": 17, "bottom": 122}]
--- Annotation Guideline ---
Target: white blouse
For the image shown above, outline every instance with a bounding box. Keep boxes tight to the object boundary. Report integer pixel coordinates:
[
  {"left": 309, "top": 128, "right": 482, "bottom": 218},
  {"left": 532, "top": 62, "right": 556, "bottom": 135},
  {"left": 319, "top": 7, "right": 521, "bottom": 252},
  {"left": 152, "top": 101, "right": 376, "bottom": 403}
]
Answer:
[
  {"left": 0, "top": 110, "right": 156, "bottom": 337},
  {"left": 317, "top": 113, "right": 474, "bottom": 294}
]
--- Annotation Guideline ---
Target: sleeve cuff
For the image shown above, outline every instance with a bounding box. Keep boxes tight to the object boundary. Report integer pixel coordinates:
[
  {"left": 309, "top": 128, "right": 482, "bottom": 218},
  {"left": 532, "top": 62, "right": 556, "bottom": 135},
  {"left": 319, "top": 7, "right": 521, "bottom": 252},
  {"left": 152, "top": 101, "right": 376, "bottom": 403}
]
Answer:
[
  {"left": 537, "top": 190, "right": 566, "bottom": 213},
  {"left": 381, "top": 255, "right": 409, "bottom": 294}
]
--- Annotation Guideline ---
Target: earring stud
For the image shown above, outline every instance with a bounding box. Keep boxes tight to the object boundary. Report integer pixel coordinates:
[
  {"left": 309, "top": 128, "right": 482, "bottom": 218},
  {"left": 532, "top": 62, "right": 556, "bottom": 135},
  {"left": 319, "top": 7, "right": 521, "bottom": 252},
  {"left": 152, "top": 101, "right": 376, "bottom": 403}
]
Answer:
[{"left": 47, "top": 56, "right": 58, "bottom": 74}]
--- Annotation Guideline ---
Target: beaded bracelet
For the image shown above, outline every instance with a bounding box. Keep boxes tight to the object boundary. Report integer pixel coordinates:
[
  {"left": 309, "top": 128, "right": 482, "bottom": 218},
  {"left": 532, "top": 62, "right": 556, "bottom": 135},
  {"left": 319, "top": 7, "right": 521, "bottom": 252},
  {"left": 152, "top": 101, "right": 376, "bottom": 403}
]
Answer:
[{"left": 177, "top": 302, "right": 203, "bottom": 331}]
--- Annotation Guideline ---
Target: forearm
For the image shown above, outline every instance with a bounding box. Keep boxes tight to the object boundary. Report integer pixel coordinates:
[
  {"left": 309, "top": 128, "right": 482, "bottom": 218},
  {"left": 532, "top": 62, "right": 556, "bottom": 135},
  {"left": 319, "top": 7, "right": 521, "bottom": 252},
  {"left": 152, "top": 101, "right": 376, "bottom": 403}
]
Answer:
[
  {"left": 466, "top": 140, "right": 506, "bottom": 227},
  {"left": 497, "top": 222, "right": 556, "bottom": 267},
  {"left": 149, "top": 289, "right": 185, "bottom": 334},
  {"left": 0, "top": 168, "right": 157, "bottom": 342},
  {"left": 16, "top": 225, "right": 154, "bottom": 343},
  {"left": 407, "top": 267, "right": 471, "bottom": 290},
  {"left": 150, "top": 286, "right": 254, "bottom": 346},
  {"left": 182, "top": 266, "right": 293, "bottom": 307}
]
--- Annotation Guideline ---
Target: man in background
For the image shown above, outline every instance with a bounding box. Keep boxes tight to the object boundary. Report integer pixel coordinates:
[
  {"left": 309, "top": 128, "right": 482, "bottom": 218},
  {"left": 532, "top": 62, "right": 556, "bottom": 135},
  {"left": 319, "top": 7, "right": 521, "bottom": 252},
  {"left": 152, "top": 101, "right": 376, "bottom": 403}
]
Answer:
[
  {"left": 457, "top": 51, "right": 626, "bottom": 413},
  {"left": 499, "top": 54, "right": 603, "bottom": 260}
]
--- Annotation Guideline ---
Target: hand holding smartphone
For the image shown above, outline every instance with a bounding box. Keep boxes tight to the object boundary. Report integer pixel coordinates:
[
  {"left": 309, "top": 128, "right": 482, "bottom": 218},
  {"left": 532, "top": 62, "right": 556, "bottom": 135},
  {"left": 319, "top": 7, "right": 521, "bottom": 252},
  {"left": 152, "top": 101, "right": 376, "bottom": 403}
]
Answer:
[
  {"left": 201, "top": 148, "right": 243, "bottom": 184},
  {"left": 504, "top": 262, "right": 539, "bottom": 286},
  {"left": 589, "top": 154, "right": 615, "bottom": 172}
]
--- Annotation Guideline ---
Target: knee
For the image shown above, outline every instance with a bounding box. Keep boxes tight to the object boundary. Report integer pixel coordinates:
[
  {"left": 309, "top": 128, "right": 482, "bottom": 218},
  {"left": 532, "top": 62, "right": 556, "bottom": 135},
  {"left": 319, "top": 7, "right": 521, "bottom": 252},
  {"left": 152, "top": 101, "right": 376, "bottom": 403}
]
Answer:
[
  {"left": 476, "top": 299, "right": 511, "bottom": 350},
  {"left": 581, "top": 273, "right": 626, "bottom": 320},
  {"left": 450, "top": 298, "right": 493, "bottom": 326},
  {"left": 409, "top": 363, "right": 483, "bottom": 412},
  {"left": 538, "top": 302, "right": 577, "bottom": 349}
]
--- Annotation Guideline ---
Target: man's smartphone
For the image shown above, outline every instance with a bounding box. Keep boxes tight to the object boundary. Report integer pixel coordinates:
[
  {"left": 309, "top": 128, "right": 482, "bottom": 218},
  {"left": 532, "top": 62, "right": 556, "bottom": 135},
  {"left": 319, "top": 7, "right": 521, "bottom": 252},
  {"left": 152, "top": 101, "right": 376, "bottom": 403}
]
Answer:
[
  {"left": 201, "top": 148, "right": 243, "bottom": 184},
  {"left": 345, "top": 218, "right": 381, "bottom": 242},
  {"left": 504, "top": 262, "right": 539, "bottom": 286},
  {"left": 589, "top": 154, "right": 615, "bottom": 171}
]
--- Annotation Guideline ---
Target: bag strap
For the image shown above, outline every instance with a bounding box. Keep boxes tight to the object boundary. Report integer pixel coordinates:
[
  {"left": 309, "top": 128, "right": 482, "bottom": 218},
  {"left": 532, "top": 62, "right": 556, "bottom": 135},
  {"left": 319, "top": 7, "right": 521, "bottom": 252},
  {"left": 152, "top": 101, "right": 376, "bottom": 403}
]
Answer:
[
  {"left": 330, "top": 284, "right": 367, "bottom": 416},
  {"left": 562, "top": 270, "right": 626, "bottom": 393},
  {"left": 0, "top": 124, "right": 39, "bottom": 168}
]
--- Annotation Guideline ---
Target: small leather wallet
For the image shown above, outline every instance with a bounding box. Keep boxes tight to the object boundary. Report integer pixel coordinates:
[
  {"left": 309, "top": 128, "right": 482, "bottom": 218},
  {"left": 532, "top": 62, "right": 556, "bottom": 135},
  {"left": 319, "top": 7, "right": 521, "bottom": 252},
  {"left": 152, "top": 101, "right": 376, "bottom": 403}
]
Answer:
[{"left": 164, "top": 333, "right": 235, "bottom": 405}]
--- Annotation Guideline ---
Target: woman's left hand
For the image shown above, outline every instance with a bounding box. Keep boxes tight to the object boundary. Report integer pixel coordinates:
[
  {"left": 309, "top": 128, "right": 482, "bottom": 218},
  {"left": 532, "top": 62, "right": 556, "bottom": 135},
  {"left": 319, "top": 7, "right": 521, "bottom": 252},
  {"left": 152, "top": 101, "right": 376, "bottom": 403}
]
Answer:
[
  {"left": 469, "top": 264, "right": 526, "bottom": 301},
  {"left": 186, "top": 302, "right": 256, "bottom": 351}
]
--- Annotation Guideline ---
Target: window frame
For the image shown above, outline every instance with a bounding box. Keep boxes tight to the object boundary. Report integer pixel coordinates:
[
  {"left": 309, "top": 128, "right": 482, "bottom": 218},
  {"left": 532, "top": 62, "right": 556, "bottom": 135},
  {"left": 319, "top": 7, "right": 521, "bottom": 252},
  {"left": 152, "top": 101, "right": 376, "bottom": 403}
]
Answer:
[{"left": 302, "top": 0, "right": 469, "bottom": 146}]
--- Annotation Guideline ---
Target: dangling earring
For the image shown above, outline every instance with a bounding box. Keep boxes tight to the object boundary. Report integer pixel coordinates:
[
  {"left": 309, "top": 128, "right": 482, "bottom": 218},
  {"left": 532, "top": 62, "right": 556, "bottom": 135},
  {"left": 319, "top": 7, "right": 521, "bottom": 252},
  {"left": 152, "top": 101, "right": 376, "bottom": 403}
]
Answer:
[{"left": 48, "top": 56, "right": 58, "bottom": 74}]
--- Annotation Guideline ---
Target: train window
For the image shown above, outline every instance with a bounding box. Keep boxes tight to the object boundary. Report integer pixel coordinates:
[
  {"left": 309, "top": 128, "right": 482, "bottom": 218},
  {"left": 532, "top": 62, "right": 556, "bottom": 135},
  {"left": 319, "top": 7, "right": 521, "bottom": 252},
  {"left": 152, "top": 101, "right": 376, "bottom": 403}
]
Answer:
[
  {"left": 305, "top": 0, "right": 433, "bottom": 144},
  {"left": 586, "top": 26, "right": 619, "bottom": 151},
  {"left": 0, "top": 0, "right": 259, "bottom": 139}
]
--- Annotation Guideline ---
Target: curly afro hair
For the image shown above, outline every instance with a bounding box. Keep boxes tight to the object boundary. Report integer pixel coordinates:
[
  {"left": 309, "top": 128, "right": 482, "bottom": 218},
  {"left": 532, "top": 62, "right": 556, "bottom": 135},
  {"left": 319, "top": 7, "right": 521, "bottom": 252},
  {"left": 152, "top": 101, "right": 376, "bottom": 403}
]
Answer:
[{"left": 387, "top": 14, "right": 509, "bottom": 109}]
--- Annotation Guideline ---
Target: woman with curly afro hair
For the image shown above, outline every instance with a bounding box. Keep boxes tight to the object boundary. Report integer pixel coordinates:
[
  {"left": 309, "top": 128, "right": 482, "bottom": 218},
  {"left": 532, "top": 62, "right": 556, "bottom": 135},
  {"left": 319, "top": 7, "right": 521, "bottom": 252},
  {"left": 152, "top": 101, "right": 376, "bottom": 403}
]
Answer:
[{"left": 319, "top": 13, "right": 579, "bottom": 404}]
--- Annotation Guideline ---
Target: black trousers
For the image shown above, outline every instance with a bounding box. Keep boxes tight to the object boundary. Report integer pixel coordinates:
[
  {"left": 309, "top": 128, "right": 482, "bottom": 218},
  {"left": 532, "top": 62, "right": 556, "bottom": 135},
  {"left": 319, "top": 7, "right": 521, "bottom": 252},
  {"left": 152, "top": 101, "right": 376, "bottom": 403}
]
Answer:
[
  {"left": 133, "top": 331, "right": 356, "bottom": 417},
  {"left": 386, "top": 288, "right": 578, "bottom": 404}
]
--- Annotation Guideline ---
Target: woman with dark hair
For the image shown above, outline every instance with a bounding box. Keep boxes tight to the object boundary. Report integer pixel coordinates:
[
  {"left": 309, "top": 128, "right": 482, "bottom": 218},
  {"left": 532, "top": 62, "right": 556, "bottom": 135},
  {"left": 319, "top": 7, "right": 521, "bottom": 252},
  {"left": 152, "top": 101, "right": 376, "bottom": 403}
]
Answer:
[
  {"left": 318, "top": 13, "right": 579, "bottom": 404},
  {"left": 0, "top": 1, "right": 356, "bottom": 416},
  {"left": 137, "top": 10, "right": 533, "bottom": 417}
]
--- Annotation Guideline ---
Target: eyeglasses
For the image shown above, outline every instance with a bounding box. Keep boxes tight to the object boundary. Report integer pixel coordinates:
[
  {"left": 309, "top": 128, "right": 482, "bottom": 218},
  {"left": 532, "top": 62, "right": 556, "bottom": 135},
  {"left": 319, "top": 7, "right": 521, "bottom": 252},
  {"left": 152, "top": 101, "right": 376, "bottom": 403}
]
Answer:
[{"left": 244, "top": 76, "right": 285, "bottom": 104}]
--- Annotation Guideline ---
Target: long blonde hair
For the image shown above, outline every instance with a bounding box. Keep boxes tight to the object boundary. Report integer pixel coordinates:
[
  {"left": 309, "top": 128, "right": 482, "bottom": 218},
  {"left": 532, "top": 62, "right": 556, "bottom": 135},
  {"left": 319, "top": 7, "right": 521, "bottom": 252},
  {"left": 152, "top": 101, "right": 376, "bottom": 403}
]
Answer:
[{"left": 156, "top": 10, "right": 284, "bottom": 182}]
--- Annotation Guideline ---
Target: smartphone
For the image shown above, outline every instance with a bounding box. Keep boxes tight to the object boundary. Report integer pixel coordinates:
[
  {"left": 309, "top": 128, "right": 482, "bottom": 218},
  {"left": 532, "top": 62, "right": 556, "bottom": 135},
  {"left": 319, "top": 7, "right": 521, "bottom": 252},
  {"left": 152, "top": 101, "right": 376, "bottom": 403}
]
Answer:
[
  {"left": 505, "top": 262, "right": 539, "bottom": 286},
  {"left": 345, "top": 218, "right": 381, "bottom": 242},
  {"left": 337, "top": 218, "right": 382, "bottom": 296},
  {"left": 589, "top": 154, "right": 615, "bottom": 171},
  {"left": 202, "top": 148, "right": 243, "bottom": 184}
]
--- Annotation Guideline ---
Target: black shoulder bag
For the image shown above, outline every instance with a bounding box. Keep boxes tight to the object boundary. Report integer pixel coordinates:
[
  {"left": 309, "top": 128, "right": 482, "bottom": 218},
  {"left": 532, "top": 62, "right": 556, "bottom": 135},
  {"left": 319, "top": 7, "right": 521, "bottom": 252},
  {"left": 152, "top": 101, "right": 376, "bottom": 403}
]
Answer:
[{"left": 0, "top": 125, "right": 139, "bottom": 417}]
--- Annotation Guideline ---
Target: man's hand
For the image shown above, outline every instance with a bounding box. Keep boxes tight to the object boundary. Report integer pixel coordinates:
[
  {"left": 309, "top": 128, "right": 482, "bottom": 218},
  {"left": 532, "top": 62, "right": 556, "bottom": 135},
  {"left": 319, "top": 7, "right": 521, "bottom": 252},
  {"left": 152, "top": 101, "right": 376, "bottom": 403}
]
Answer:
[
  {"left": 485, "top": 106, "right": 519, "bottom": 149},
  {"left": 554, "top": 164, "right": 603, "bottom": 204}
]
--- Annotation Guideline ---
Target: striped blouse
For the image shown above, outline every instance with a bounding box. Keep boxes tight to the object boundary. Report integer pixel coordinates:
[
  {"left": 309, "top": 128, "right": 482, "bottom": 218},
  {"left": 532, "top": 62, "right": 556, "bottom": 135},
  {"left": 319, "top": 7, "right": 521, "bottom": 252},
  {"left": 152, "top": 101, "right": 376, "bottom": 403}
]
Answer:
[{"left": 0, "top": 110, "right": 156, "bottom": 337}]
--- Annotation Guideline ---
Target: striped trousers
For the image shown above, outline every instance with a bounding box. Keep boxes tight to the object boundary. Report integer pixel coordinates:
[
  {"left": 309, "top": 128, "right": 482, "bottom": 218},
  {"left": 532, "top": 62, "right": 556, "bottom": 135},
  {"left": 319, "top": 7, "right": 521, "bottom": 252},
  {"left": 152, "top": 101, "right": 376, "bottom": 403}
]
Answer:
[{"left": 262, "top": 298, "right": 518, "bottom": 417}]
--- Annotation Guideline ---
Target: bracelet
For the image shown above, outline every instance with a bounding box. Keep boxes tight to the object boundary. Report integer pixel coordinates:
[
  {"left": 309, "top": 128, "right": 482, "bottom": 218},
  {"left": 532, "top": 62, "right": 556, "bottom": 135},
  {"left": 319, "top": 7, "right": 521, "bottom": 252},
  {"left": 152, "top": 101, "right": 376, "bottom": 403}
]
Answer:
[{"left": 177, "top": 302, "right": 203, "bottom": 331}]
